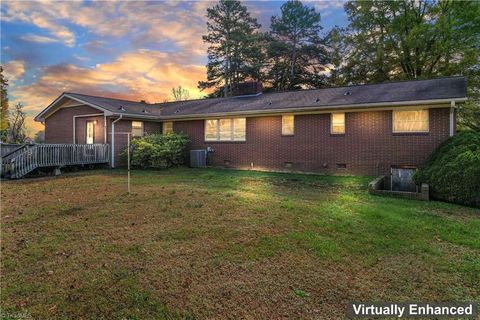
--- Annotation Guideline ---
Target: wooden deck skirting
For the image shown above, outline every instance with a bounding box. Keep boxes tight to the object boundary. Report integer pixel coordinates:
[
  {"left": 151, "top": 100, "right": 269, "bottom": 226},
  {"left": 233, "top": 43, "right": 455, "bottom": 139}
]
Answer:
[{"left": 1, "top": 144, "right": 109, "bottom": 179}]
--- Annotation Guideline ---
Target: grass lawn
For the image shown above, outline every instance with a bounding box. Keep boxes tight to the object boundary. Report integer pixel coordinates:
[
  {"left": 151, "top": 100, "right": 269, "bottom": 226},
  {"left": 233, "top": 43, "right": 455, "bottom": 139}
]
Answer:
[{"left": 1, "top": 168, "right": 479, "bottom": 319}]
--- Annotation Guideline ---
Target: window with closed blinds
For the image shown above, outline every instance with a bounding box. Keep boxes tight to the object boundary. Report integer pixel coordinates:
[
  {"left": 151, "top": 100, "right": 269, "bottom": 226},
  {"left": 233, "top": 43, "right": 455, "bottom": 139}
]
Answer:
[
  {"left": 282, "top": 115, "right": 294, "bottom": 135},
  {"left": 233, "top": 118, "right": 246, "bottom": 141},
  {"left": 219, "top": 119, "right": 232, "bottom": 140},
  {"left": 205, "top": 118, "right": 246, "bottom": 141},
  {"left": 393, "top": 110, "right": 429, "bottom": 133},
  {"left": 163, "top": 122, "right": 173, "bottom": 134},
  {"left": 131, "top": 121, "right": 144, "bottom": 137},
  {"left": 205, "top": 119, "right": 218, "bottom": 141},
  {"left": 331, "top": 113, "right": 345, "bottom": 134}
]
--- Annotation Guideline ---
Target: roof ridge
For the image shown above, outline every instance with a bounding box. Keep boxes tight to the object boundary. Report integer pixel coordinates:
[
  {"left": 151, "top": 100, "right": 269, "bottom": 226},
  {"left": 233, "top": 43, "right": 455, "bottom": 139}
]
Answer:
[
  {"left": 64, "top": 76, "right": 466, "bottom": 108},
  {"left": 265, "top": 75, "right": 466, "bottom": 94},
  {"left": 152, "top": 76, "right": 467, "bottom": 107},
  {"left": 65, "top": 92, "right": 149, "bottom": 104}
]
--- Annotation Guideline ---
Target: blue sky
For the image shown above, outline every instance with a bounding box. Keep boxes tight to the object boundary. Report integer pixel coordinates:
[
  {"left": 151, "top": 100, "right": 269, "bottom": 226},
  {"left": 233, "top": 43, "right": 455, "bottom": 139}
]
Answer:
[{"left": 0, "top": 1, "right": 348, "bottom": 135}]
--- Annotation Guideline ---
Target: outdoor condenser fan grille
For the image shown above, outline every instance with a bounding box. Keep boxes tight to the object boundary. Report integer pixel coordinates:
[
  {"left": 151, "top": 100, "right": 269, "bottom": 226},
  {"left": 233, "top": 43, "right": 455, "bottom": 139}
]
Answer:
[{"left": 190, "top": 150, "right": 207, "bottom": 168}]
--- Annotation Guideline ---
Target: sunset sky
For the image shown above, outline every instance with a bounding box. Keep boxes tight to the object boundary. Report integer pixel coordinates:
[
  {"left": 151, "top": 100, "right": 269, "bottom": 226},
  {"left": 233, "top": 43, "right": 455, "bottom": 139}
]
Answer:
[{"left": 1, "top": 1, "right": 348, "bottom": 136}]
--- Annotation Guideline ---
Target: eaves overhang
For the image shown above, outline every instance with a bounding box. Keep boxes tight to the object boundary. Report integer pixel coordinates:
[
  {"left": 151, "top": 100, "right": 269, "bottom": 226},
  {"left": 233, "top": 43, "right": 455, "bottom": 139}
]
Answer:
[{"left": 155, "top": 97, "right": 468, "bottom": 121}]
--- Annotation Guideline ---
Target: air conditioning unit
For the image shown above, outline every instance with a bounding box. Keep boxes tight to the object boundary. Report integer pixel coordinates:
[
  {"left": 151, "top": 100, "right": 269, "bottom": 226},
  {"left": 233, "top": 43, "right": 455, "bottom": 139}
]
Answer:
[{"left": 190, "top": 149, "right": 207, "bottom": 168}]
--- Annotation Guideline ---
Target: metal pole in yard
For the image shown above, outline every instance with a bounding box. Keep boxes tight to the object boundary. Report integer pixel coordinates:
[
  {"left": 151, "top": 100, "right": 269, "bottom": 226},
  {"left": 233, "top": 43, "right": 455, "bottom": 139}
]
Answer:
[{"left": 127, "top": 133, "right": 131, "bottom": 195}]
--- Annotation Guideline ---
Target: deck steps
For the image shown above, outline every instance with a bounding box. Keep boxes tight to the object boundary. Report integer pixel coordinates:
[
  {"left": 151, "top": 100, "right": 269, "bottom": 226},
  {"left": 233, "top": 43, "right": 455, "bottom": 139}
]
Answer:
[{"left": 1, "top": 144, "right": 109, "bottom": 179}]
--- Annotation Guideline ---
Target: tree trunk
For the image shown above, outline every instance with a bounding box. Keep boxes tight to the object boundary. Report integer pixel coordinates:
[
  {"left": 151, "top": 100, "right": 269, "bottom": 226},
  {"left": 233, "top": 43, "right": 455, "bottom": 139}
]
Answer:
[
  {"left": 224, "top": 54, "right": 229, "bottom": 97},
  {"left": 290, "top": 42, "right": 297, "bottom": 89}
]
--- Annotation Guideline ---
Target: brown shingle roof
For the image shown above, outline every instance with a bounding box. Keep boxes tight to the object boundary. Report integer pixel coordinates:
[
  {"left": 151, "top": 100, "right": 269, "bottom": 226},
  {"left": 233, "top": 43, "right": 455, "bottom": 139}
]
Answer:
[{"left": 62, "top": 76, "right": 467, "bottom": 119}]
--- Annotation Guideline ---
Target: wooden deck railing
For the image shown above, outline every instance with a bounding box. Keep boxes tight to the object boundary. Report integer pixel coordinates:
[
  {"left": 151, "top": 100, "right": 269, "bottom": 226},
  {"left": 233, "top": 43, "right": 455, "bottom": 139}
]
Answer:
[{"left": 2, "top": 144, "right": 109, "bottom": 179}]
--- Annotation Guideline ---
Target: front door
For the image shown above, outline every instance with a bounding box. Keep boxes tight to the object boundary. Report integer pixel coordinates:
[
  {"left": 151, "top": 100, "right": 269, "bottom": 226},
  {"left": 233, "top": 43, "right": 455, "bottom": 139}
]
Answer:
[{"left": 86, "top": 120, "right": 95, "bottom": 144}]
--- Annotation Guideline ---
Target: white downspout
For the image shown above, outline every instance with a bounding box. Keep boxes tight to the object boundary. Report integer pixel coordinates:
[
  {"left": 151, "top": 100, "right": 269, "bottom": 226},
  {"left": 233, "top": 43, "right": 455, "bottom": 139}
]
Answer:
[
  {"left": 111, "top": 115, "right": 123, "bottom": 168},
  {"left": 73, "top": 117, "right": 75, "bottom": 144},
  {"left": 104, "top": 115, "right": 107, "bottom": 144},
  {"left": 450, "top": 100, "right": 455, "bottom": 137}
]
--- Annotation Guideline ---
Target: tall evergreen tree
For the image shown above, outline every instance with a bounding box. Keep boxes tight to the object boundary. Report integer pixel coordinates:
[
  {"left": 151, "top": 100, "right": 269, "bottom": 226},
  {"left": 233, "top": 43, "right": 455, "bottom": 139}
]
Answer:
[
  {"left": 343, "top": 0, "right": 480, "bottom": 82},
  {"left": 0, "top": 66, "right": 9, "bottom": 141},
  {"left": 323, "top": 27, "right": 347, "bottom": 86},
  {"left": 267, "top": 0, "right": 328, "bottom": 91},
  {"left": 343, "top": 0, "right": 480, "bottom": 131},
  {"left": 198, "top": 0, "right": 263, "bottom": 97}
]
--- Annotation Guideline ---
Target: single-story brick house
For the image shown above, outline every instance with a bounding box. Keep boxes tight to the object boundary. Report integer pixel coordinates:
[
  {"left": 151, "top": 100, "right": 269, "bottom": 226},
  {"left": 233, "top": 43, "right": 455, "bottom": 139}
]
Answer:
[{"left": 35, "top": 76, "right": 467, "bottom": 176}]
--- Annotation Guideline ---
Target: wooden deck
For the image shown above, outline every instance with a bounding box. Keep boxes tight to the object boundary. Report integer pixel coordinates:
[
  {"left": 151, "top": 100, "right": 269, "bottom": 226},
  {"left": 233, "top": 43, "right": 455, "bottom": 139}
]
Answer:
[{"left": 1, "top": 144, "right": 110, "bottom": 179}]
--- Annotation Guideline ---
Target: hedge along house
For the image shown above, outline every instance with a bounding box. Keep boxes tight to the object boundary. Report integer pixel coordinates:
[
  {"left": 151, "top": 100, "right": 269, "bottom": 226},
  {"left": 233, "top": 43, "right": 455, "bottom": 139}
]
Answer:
[{"left": 35, "top": 76, "right": 467, "bottom": 176}]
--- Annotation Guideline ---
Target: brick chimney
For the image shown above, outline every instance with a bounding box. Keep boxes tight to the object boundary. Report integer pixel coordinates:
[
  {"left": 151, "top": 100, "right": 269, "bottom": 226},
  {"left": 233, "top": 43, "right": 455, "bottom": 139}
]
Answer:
[{"left": 232, "top": 81, "right": 263, "bottom": 96}]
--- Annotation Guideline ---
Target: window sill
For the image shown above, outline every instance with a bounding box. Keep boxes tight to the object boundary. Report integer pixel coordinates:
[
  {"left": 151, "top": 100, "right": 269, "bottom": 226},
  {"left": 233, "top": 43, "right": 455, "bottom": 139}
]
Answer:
[
  {"left": 392, "top": 132, "right": 429, "bottom": 136},
  {"left": 330, "top": 133, "right": 345, "bottom": 137},
  {"left": 204, "top": 140, "right": 246, "bottom": 144},
  {"left": 281, "top": 134, "right": 294, "bottom": 137}
]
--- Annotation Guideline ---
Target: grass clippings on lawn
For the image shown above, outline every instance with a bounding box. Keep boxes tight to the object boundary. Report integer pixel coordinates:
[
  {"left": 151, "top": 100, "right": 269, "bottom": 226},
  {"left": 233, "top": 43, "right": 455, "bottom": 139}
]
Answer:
[{"left": 1, "top": 168, "right": 479, "bottom": 319}]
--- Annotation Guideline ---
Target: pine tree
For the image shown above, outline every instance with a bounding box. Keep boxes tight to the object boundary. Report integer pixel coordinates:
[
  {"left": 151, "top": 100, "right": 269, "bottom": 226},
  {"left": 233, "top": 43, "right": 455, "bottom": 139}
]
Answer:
[
  {"left": 342, "top": 0, "right": 480, "bottom": 131},
  {"left": 323, "top": 27, "right": 347, "bottom": 86},
  {"left": 198, "top": 0, "right": 263, "bottom": 97},
  {"left": 267, "top": 0, "right": 327, "bottom": 91},
  {"left": 343, "top": 0, "right": 480, "bottom": 82}
]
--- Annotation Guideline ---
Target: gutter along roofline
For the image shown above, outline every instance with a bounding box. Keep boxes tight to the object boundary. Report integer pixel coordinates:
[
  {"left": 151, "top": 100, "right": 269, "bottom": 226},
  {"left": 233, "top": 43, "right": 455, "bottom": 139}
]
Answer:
[
  {"left": 35, "top": 94, "right": 467, "bottom": 123},
  {"left": 154, "top": 97, "right": 468, "bottom": 121}
]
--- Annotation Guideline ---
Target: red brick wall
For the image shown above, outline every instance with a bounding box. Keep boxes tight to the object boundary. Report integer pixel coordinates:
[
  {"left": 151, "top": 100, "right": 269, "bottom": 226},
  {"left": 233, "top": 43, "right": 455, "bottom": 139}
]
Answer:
[
  {"left": 106, "top": 119, "right": 162, "bottom": 166},
  {"left": 45, "top": 105, "right": 104, "bottom": 144},
  {"left": 45, "top": 105, "right": 451, "bottom": 174},
  {"left": 45, "top": 108, "right": 162, "bottom": 166},
  {"left": 173, "top": 108, "right": 451, "bottom": 176}
]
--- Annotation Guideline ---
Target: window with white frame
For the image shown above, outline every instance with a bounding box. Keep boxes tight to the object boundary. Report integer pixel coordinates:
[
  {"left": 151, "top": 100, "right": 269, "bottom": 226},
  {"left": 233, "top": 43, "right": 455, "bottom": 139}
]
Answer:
[
  {"left": 131, "top": 121, "right": 144, "bottom": 137},
  {"left": 163, "top": 121, "right": 173, "bottom": 134},
  {"left": 205, "top": 118, "right": 246, "bottom": 141},
  {"left": 393, "top": 109, "right": 429, "bottom": 133},
  {"left": 282, "top": 115, "right": 294, "bottom": 136},
  {"left": 331, "top": 112, "right": 345, "bottom": 134}
]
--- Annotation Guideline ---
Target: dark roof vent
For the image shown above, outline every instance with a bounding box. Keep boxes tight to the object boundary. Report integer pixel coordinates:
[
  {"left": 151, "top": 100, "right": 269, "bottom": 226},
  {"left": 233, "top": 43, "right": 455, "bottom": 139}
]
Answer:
[
  {"left": 315, "top": 97, "right": 320, "bottom": 102},
  {"left": 268, "top": 100, "right": 272, "bottom": 105},
  {"left": 142, "top": 109, "right": 149, "bottom": 113},
  {"left": 344, "top": 91, "right": 351, "bottom": 96},
  {"left": 119, "top": 106, "right": 126, "bottom": 111},
  {"left": 174, "top": 109, "right": 180, "bottom": 114}
]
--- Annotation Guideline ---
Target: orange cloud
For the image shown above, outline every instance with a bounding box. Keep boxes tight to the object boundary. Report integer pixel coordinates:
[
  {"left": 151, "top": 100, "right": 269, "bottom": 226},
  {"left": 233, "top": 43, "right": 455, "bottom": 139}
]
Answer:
[
  {"left": 1, "top": 1, "right": 218, "bottom": 137},
  {"left": 8, "top": 50, "right": 208, "bottom": 136}
]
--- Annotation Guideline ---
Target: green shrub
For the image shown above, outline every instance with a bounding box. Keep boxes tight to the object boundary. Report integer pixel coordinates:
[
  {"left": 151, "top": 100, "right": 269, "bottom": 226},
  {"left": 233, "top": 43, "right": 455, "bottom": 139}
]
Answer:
[
  {"left": 129, "top": 133, "right": 189, "bottom": 169},
  {"left": 413, "top": 131, "right": 480, "bottom": 207}
]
